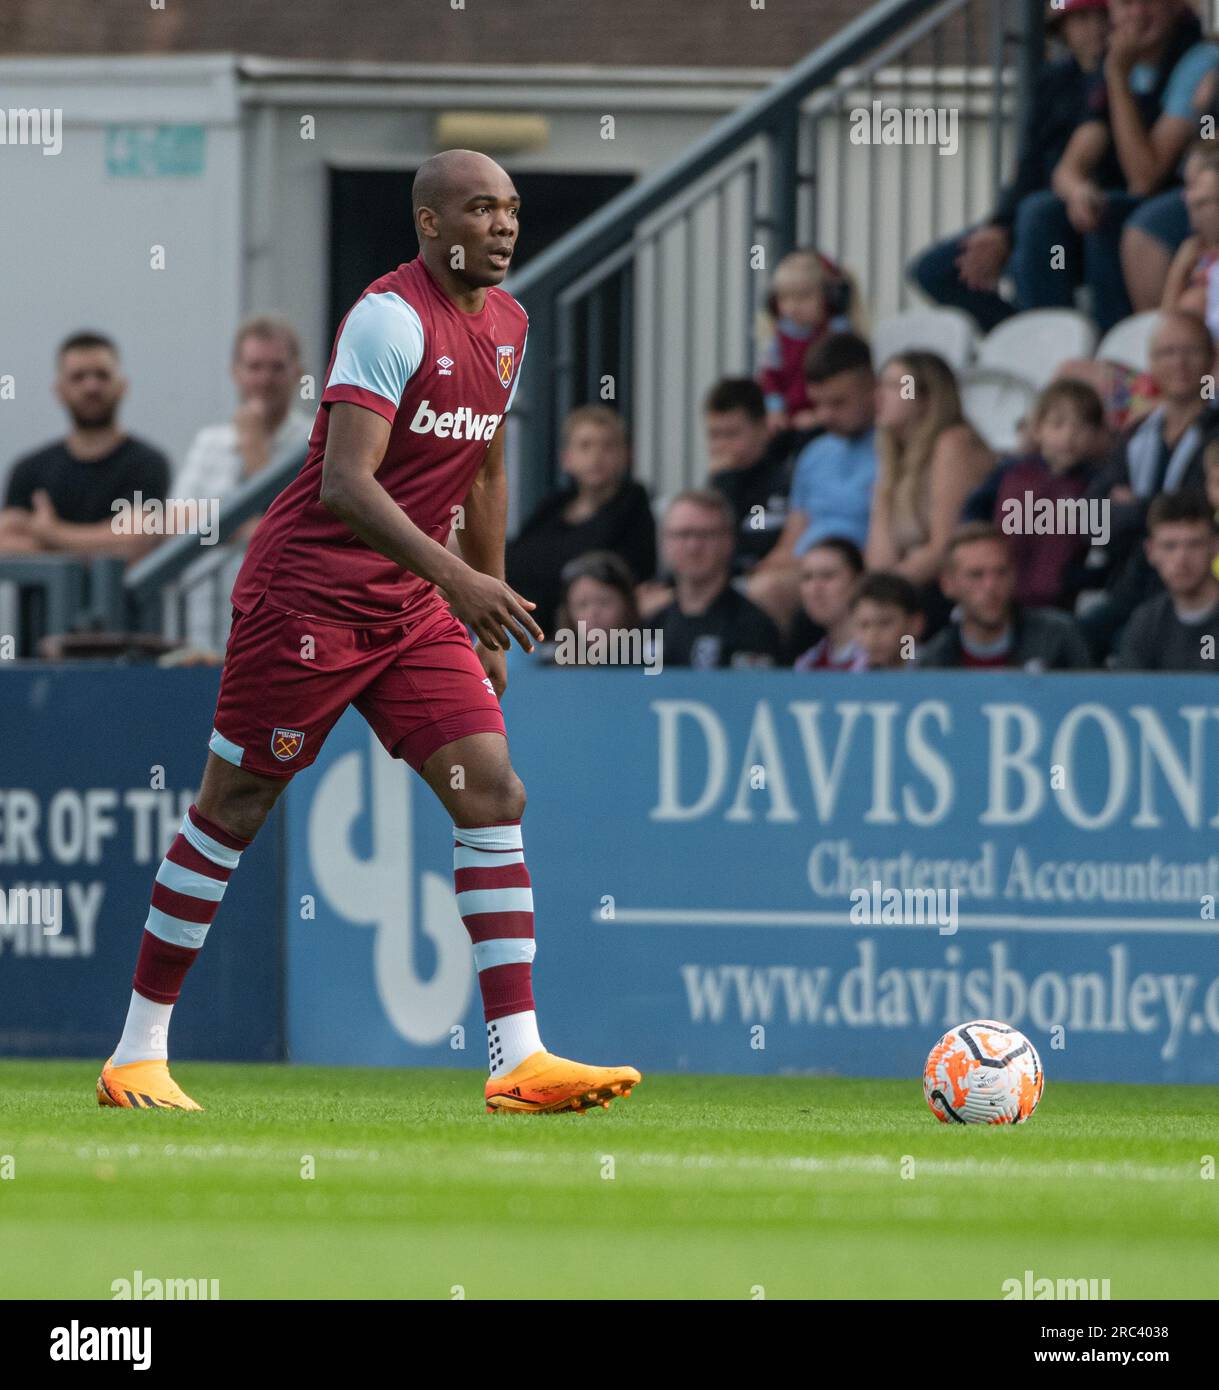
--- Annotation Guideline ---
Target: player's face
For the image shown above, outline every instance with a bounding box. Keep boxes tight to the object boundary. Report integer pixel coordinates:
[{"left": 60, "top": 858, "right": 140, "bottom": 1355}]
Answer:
[
  {"left": 445, "top": 180, "right": 521, "bottom": 288},
  {"left": 566, "top": 576, "right": 630, "bottom": 634},
  {"left": 799, "top": 550, "right": 856, "bottom": 627},
  {"left": 233, "top": 333, "right": 299, "bottom": 413},
  {"left": 948, "top": 540, "right": 1016, "bottom": 627},
  {"left": 704, "top": 408, "right": 768, "bottom": 472},
  {"left": 55, "top": 347, "right": 125, "bottom": 429},
  {"left": 1148, "top": 521, "right": 1216, "bottom": 596}
]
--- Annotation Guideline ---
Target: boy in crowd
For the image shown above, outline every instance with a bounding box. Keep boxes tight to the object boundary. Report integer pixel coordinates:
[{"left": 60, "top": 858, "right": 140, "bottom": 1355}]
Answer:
[
  {"left": 919, "top": 524, "right": 1093, "bottom": 669},
  {"left": 851, "top": 572, "right": 924, "bottom": 671},
  {"left": 1116, "top": 490, "right": 1219, "bottom": 668},
  {"left": 994, "top": 378, "right": 1109, "bottom": 609}
]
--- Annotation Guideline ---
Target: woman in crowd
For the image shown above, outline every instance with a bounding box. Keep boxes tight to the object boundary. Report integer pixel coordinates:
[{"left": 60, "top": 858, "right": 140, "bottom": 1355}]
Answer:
[
  {"left": 538, "top": 551, "right": 649, "bottom": 668},
  {"left": 865, "top": 351, "right": 994, "bottom": 633}
]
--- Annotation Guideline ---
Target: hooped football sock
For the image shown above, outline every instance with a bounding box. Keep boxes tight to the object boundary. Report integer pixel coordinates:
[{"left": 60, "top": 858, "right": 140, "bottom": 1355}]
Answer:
[
  {"left": 452, "top": 820, "right": 543, "bottom": 1075},
  {"left": 112, "top": 804, "right": 250, "bottom": 1066}
]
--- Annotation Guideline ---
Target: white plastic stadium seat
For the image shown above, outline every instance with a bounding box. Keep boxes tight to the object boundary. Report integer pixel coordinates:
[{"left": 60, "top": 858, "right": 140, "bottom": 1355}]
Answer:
[
  {"left": 1095, "top": 311, "right": 1160, "bottom": 372},
  {"left": 959, "top": 367, "right": 1039, "bottom": 456},
  {"left": 871, "top": 307, "right": 978, "bottom": 371},
  {"left": 977, "top": 310, "right": 1098, "bottom": 391}
]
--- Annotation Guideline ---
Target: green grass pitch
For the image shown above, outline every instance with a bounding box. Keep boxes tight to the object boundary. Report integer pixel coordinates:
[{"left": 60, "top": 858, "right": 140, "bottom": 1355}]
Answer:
[{"left": 1, "top": 1060, "right": 1216, "bottom": 1300}]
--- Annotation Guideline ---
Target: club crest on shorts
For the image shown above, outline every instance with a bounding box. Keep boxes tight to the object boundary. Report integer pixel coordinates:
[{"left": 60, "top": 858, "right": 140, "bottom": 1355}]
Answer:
[
  {"left": 271, "top": 727, "right": 305, "bottom": 762},
  {"left": 496, "top": 344, "right": 515, "bottom": 388}
]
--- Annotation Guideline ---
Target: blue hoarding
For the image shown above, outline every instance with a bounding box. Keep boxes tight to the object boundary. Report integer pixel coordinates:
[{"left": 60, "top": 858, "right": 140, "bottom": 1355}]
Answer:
[
  {"left": 0, "top": 669, "right": 283, "bottom": 1061},
  {"left": 285, "top": 668, "right": 1219, "bottom": 1085}
]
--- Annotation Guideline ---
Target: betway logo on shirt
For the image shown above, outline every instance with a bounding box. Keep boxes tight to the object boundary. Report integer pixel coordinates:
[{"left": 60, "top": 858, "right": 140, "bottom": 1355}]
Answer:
[{"left": 408, "top": 400, "right": 501, "bottom": 441}]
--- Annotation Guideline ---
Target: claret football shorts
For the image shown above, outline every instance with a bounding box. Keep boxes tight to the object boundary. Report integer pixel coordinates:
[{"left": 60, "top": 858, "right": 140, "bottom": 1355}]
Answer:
[{"left": 208, "top": 594, "right": 506, "bottom": 779}]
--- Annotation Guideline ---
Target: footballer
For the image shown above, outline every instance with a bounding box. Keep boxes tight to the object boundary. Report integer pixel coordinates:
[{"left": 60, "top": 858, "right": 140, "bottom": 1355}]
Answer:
[{"left": 96, "top": 149, "right": 641, "bottom": 1115}]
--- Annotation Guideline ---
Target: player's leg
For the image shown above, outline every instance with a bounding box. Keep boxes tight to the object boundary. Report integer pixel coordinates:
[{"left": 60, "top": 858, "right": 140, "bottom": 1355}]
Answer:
[
  {"left": 97, "top": 755, "right": 285, "bottom": 1110},
  {"left": 99, "top": 600, "right": 376, "bottom": 1111},
  {"left": 358, "top": 605, "right": 640, "bottom": 1113},
  {"left": 417, "top": 731, "right": 640, "bottom": 1114}
]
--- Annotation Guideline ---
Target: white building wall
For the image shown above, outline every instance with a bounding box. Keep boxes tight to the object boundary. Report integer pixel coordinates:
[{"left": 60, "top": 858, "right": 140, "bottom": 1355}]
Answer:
[{"left": 0, "top": 57, "right": 245, "bottom": 487}]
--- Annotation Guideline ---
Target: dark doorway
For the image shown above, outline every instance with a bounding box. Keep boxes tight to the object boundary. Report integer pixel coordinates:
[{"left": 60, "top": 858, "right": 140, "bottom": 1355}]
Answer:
[{"left": 327, "top": 167, "right": 634, "bottom": 342}]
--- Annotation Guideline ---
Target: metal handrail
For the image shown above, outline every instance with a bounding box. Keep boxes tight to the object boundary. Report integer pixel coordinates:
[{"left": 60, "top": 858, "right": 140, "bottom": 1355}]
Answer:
[{"left": 504, "top": 0, "right": 1043, "bottom": 516}]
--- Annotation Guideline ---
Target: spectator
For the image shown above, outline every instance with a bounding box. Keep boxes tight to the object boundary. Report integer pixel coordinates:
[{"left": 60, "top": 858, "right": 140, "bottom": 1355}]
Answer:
[
  {"left": 866, "top": 351, "right": 994, "bottom": 633},
  {"left": 1204, "top": 438, "right": 1219, "bottom": 575},
  {"left": 1080, "top": 310, "right": 1215, "bottom": 655},
  {"left": 994, "top": 379, "right": 1109, "bottom": 608},
  {"left": 1161, "top": 142, "right": 1219, "bottom": 330},
  {"left": 0, "top": 332, "right": 169, "bottom": 561},
  {"left": 793, "top": 538, "right": 867, "bottom": 671},
  {"left": 171, "top": 316, "right": 315, "bottom": 652},
  {"left": 703, "top": 377, "right": 812, "bottom": 576},
  {"left": 653, "top": 490, "right": 783, "bottom": 668},
  {"left": 174, "top": 316, "right": 313, "bottom": 516},
  {"left": 751, "top": 333, "right": 878, "bottom": 628},
  {"left": 1054, "top": 0, "right": 1219, "bottom": 327},
  {"left": 909, "top": 0, "right": 1109, "bottom": 331},
  {"left": 538, "top": 551, "right": 649, "bottom": 668},
  {"left": 1116, "top": 490, "right": 1219, "bottom": 666},
  {"left": 850, "top": 572, "right": 924, "bottom": 670},
  {"left": 758, "top": 250, "right": 860, "bottom": 430},
  {"left": 919, "top": 523, "right": 1093, "bottom": 669},
  {"left": 506, "top": 404, "right": 656, "bottom": 635}
]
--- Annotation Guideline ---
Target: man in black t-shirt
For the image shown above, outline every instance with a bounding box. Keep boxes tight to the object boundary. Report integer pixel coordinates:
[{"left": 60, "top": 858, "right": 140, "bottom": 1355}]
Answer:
[
  {"left": 0, "top": 331, "right": 170, "bottom": 560},
  {"left": 654, "top": 490, "right": 783, "bottom": 669}
]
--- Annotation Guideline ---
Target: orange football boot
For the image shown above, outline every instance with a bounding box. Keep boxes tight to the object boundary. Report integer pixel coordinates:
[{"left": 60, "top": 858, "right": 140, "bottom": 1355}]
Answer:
[
  {"left": 96, "top": 1056, "right": 202, "bottom": 1112},
  {"left": 484, "top": 1050, "right": 641, "bottom": 1114}
]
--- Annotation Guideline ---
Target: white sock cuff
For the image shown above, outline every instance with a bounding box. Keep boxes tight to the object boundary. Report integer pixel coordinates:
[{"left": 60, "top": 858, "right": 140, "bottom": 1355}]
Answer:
[{"left": 453, "top": 821, "right": 523, "bottom": 852}]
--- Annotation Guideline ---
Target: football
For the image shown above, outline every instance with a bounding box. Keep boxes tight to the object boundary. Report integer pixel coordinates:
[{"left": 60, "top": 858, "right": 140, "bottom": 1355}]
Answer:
[{"left": 923, "top": 1020, "right": 1044, "bottom": 1125}]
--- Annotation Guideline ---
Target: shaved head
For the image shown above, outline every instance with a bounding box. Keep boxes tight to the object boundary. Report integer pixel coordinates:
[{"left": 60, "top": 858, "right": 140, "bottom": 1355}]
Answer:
[
  {"left": 412, "top": 149, "right": 510, "bottom": 221},
  {"left": 411, "top": 148, "right": 520, "bottom": 294}
]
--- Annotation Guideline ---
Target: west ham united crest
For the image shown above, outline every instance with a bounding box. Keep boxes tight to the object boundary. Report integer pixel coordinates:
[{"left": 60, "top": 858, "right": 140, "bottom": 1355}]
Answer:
[
  {"left": 271, "top": 727, "right": 305, "bottom": 762},
  {"left": 496, "top": 344, "right": 514, "bottom": 388}
]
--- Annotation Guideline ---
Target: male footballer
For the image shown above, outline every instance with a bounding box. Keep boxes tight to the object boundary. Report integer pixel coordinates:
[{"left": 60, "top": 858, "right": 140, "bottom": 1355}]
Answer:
[{"left": 97, "top": 149, "right": 641, "bottom": 1114}]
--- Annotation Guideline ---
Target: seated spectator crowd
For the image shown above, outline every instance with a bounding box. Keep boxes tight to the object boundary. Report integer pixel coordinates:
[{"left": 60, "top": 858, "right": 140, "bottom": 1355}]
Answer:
[{"left": 7, "top": 2, "right": 1219, "bottom": 675}]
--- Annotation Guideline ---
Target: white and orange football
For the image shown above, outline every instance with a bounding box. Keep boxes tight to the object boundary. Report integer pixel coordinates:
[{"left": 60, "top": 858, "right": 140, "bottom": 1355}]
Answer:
[{"left": 923, "top": 1020, "right": 1044, "bottom": 1125}]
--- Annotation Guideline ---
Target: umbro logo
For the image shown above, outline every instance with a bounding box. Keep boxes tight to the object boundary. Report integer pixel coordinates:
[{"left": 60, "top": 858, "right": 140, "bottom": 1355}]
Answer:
[{"left": 436, "top": 355, "right": 454, "bottom": 375}]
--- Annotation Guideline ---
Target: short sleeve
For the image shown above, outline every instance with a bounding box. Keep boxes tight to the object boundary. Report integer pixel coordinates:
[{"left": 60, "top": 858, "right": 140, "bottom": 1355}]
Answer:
[
  {"left": 505, "top": 328, "right": 528, "bottom": 413},
  {"left": 3, "top": 457, "right": 37, "bottom": 510},
  {"left": 1162, "top": 43, "right": 1219, "bottom": 119},
  {"left": 323, "top": 292, "right": 425, "bottom": 421},
  {"left": 125, "top": 446, "right": 170, "bottom": 502}
]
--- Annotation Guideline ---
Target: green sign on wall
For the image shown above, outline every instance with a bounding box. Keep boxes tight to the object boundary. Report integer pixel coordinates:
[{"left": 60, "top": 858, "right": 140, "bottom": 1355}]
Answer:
[{"left": 105, "top": 124, "right": 206, "bottom": 177}]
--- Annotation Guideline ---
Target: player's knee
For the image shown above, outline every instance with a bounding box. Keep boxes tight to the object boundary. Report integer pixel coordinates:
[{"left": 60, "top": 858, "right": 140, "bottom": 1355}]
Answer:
[
  {"left": 487, "top": 769, "right": 526, "bottom": 823},
  {"left": 204, "top": 785, "right": 278, "bottom": 843}
]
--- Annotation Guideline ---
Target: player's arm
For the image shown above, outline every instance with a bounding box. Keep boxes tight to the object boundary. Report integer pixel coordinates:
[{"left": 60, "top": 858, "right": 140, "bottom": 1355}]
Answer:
[
  {"left": 319, "top": 402, "right": 540, "bottom": 653},
  {"left": 456, "top": 422, "right": 508, "bottom": 584}
]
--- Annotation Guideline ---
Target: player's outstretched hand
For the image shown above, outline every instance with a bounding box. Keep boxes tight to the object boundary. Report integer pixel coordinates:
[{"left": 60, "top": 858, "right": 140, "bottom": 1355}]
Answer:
[{"left": 442, "top": 568, "right": 543, "bottom": 653}]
